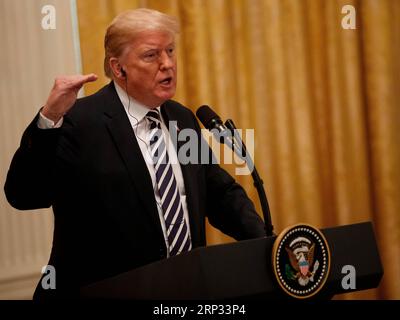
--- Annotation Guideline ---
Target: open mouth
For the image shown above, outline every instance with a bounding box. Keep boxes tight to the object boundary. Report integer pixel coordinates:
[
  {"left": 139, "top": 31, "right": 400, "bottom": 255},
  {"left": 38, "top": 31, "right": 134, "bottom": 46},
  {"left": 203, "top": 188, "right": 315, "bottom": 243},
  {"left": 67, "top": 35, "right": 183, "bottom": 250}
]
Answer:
[{"left": 160, "top": 77, "right": 173, "bottom": 85}]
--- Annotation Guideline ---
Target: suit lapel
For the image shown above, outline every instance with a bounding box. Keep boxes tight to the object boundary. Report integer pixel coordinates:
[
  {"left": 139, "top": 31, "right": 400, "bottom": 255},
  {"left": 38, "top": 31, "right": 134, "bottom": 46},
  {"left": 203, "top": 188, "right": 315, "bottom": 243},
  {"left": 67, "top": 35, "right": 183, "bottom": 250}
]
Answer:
[{"left": 101, "top": 83, "right": 164, "bottom": 243}]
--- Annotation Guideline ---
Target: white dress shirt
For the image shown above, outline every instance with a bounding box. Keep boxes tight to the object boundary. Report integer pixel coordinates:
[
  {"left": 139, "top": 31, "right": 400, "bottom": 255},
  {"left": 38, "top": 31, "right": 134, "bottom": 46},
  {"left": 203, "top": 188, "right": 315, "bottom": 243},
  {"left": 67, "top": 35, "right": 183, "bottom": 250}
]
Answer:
[{"left": 38, "top": 83, "right": 192, "bottom": 257}]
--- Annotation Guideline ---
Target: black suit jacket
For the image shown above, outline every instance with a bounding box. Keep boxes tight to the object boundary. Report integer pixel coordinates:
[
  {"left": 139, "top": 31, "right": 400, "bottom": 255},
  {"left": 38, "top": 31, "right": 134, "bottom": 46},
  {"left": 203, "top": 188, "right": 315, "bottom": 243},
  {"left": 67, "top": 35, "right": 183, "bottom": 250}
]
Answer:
[{"left": 4, "top": 82, "right": 265, "bottom": 299}]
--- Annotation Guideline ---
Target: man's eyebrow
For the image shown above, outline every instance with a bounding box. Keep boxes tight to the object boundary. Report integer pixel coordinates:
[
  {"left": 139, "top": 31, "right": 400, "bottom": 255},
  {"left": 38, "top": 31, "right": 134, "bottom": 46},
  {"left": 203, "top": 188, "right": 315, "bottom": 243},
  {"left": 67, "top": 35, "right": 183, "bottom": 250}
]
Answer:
[
  {"left": 140, "top": 42, "right": 175, "bottom": 49},
  {"left": 141, "top": 47, "right": 158, "bottom": 52}
]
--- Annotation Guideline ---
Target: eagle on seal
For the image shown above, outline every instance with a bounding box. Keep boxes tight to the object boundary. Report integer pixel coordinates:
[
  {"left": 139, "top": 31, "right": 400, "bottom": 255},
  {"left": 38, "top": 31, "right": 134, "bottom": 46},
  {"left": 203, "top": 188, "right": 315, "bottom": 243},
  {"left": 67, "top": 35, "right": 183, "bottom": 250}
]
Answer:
[{"left": 285, "top": 241, "right": 319, "bottom": 286}]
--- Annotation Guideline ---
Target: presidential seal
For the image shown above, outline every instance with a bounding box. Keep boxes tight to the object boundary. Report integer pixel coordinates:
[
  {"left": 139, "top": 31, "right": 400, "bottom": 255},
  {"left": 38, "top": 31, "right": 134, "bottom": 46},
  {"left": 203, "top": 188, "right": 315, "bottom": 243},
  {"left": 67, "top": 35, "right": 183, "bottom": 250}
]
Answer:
[{"left": 272, "top": 224, "right": 331, "bottom": 299}]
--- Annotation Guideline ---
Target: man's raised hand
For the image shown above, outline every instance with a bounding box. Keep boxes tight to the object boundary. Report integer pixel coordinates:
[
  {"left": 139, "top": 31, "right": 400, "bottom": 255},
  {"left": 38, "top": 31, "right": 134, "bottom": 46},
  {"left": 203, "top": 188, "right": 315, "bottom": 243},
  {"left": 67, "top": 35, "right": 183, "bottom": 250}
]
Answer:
[{"left": 42, "top": 74, "right": 98, "bottom": 122}]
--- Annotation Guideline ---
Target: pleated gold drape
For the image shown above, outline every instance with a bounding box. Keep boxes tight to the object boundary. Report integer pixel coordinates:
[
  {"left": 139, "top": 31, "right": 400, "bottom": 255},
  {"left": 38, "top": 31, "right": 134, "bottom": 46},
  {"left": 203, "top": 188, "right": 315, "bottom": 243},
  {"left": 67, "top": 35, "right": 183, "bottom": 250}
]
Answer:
[{"left": 76, "top": 0, "right": 400, "bottom": 299}]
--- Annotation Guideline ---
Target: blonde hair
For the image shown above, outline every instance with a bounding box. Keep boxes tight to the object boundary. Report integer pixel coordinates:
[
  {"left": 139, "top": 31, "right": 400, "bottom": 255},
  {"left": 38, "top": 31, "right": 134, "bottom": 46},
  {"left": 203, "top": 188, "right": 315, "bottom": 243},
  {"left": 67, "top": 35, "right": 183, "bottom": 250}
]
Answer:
[{"left": 104, "top": 8, "right": 180, "bottom": 78}]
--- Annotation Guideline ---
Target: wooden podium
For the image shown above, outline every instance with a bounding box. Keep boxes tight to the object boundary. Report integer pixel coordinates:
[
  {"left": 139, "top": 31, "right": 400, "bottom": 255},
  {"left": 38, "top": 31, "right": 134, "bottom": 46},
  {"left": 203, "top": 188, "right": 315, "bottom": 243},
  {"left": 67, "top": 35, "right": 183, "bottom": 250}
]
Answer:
[{"left": 80, "top": 222, "right": 383, "bottom": 299}]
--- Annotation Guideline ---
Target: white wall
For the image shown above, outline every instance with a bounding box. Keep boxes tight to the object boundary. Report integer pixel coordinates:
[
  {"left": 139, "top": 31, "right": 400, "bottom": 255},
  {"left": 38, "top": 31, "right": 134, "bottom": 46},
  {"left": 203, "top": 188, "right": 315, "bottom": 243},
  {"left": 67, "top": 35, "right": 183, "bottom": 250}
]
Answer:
[{"left": 0, "top": 0, "right": 81, "bottom": 299}]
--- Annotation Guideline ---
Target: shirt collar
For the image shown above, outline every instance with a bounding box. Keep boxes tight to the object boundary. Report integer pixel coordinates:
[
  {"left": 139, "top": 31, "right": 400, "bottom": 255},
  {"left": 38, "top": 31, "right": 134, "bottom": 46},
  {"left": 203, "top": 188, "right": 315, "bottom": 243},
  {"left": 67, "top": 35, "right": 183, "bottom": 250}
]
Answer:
[{"left": 114, "top": 81, "right": 161, "bottom": 124}]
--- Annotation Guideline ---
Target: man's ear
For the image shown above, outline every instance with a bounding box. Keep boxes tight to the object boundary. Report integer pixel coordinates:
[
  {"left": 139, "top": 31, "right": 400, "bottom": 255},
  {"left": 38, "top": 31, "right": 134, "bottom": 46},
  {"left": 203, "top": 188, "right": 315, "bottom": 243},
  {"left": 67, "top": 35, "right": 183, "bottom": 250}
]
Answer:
[{"left": 109, "top": 57, "right": 125, "bottom": 80}]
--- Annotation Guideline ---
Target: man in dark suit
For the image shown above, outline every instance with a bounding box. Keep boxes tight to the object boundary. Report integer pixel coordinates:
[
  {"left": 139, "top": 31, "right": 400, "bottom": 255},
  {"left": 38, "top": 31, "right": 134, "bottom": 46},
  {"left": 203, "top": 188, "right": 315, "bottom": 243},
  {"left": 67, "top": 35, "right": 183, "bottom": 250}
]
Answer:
[{"left": 4, "top": 8, "right": 265, "bottom": 300}]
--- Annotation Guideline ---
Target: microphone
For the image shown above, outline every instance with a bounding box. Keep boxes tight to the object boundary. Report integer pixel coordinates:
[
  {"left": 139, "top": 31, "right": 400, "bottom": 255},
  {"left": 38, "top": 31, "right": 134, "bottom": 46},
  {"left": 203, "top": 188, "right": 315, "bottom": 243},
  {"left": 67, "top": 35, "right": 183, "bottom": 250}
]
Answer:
[
  {"left": 196, "top": 105, "right": 234, "bottom": 147},
  {"left": 196, "top": 105, "right": 226, "bottom": 132},
  {"left": 195, "top": 104, "right": 274, "bottom": 237},
  {"left": 196, "top": 105, "right": 244, "bottom": 160}
]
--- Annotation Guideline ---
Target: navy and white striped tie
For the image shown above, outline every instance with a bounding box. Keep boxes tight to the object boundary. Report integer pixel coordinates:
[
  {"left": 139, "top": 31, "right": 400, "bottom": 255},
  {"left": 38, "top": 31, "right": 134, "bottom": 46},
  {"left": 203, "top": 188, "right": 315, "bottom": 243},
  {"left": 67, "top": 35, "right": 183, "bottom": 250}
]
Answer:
[{"left": 146, "top": 109, "right": 192, "bottom": 256}]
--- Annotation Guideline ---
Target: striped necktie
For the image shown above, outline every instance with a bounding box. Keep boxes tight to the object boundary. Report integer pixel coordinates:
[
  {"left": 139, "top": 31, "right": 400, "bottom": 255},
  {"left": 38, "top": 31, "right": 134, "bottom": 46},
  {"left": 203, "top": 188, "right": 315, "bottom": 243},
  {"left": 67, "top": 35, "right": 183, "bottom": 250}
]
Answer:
[{"left": 146, "top": 109, "right": 192, "bottom": 256}]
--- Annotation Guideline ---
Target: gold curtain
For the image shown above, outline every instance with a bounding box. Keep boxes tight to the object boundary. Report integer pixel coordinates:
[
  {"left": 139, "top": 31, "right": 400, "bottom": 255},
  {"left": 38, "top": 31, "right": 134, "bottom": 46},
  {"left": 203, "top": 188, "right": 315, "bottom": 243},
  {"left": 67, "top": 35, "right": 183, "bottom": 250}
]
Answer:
[{"left": 77, "top": 0, "right": 400, "bottom": 299}]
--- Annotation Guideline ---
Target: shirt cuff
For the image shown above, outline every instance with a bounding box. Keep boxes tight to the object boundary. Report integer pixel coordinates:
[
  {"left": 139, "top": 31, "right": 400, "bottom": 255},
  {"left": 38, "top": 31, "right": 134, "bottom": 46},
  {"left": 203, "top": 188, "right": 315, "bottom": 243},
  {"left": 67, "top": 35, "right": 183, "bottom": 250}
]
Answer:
[{"left": 38, "top": 111, "right": 63, "bottom": 129}]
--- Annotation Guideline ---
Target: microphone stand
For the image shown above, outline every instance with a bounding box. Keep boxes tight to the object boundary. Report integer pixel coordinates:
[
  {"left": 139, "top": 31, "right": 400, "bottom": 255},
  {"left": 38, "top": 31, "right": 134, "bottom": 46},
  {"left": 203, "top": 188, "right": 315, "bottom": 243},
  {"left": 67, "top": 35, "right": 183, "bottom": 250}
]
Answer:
[{"left": 224, "top": 119, "right": 274, "bottom": 237}]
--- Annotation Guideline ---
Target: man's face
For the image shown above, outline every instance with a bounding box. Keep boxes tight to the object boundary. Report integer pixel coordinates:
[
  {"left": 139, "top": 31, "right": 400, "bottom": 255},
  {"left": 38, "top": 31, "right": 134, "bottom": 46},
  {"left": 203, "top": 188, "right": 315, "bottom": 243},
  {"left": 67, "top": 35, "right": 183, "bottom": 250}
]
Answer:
[{"left": 121, "top": 30, "right": 177, "bottom": 108}]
